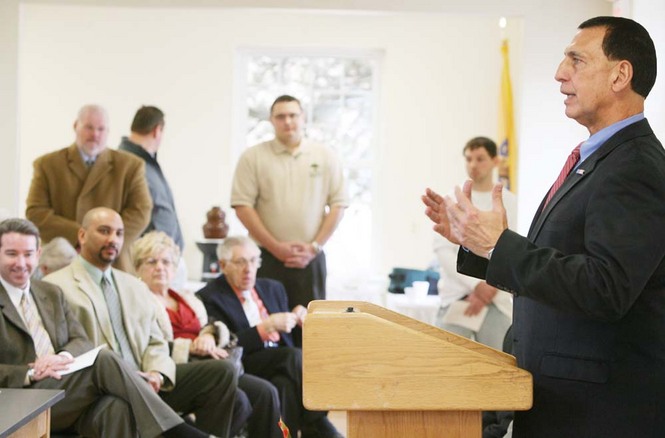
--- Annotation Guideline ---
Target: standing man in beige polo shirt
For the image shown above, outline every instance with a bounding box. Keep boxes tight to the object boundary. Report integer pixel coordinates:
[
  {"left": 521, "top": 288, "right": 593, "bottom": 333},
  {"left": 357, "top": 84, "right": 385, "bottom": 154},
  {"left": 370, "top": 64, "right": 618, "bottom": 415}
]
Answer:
[{"left": 231, "top": 95, "right": 348, "bottom": 329}]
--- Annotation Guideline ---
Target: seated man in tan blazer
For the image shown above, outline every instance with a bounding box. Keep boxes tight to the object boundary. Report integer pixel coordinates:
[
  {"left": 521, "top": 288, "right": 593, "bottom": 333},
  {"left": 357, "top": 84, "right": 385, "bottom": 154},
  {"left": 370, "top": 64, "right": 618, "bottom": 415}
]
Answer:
[
  {"left": 26, "top": 104, "right": 152, "bottom": 272},
  {"left": 0, "top": 218, "right": 213, "bottom": 437},
  {"left": 45, "top": 207, "right": 239, "bottom": 438}
]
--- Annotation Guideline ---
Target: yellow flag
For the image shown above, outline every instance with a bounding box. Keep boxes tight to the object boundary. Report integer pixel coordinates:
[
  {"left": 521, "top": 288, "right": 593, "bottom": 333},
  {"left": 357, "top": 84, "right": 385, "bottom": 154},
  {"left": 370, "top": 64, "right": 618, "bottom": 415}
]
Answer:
[{"left": 498, "top": 39, "right": 517, "bottom": 193}]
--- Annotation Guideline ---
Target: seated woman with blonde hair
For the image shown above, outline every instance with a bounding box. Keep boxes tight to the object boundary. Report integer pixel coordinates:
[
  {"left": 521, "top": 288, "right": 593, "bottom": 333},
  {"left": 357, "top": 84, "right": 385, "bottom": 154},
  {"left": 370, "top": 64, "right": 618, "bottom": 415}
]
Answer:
[{"left": 132, "top": 231, "right": 283, "bottom": 438}]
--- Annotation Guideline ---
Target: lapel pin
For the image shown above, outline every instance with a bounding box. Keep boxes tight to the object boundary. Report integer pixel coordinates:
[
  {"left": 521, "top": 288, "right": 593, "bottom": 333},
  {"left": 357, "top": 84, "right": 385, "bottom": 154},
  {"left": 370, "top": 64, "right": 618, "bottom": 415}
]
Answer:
[{"left": 576, "top": 169, "right": 585, "bottom": 175}]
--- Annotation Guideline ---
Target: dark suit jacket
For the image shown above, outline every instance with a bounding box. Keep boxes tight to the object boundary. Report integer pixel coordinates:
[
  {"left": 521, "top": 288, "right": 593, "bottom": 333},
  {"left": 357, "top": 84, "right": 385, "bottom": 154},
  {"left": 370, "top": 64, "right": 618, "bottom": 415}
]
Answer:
[
  {"left": 119, "top": 138, "right": 184, "bottom": 250},
  {"left": 458, "top": 119, "right": 665, "bottom": 438},
  {"left": 0, "top": 280, "right": 92, "bottom": 387},
  {"left": 25, "top": 144, "right": 152, "bottom": 271},
  {"left": 196, "top": 275, "right": 295, "bottom": 354}
]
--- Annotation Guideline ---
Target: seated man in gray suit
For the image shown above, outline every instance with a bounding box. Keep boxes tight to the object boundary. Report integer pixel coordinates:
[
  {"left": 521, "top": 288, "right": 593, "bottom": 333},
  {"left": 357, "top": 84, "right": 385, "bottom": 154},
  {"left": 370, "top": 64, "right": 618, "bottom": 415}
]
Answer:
[
  {"left": 0, "top": 218, "right": 212, "bottom": 437},
  {"left": 45, "top": 208, "right": 239, "bottom": 437}
]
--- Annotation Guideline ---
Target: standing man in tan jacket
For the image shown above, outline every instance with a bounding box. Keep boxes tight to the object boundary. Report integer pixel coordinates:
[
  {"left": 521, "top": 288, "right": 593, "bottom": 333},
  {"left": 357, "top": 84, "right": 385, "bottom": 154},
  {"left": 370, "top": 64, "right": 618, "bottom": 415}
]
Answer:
[{"left": 26, "top": 104, "right": 152, "bottom": 272}]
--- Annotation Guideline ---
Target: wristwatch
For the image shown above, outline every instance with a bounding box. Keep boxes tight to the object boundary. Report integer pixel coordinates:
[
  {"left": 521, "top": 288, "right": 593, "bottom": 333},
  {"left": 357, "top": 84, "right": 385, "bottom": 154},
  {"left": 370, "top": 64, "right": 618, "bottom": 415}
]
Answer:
[
  {"left": 311, "top": 241, "right": 322, "bottom": 254},
  {"left": 27, "top": 368, "right": 35, "bottom": 382}
]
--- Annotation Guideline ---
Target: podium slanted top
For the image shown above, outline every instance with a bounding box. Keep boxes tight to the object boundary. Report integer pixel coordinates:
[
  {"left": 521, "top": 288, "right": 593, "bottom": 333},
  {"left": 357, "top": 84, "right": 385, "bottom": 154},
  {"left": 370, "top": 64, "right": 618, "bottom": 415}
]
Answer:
[{"left": 303, "top": 300, "right": 532, "bottom": 412}]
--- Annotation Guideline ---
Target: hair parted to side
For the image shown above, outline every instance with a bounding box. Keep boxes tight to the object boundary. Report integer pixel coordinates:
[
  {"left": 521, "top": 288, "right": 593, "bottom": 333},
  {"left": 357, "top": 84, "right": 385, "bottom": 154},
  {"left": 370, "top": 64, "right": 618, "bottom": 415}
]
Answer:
[
  {"left": 464, "top": 136, "right": 498, "bottom": 158},
  {"left": 0, "top": 218, "right": 41, "bottom": 249},
  {"left": 270, "top": 95, "right": 302, "bottom": 114},
  {"left": 579, "top": 16, "right": 657, "bottom": 98},
  {"left": 216, "top": 235, "right": 259, "bottom": 262},
  {"left": 131, "top": 231, "right": 180, "bottom": 270},
  {"left": 131, "top": 106, "right": 165, "bottom": 135}
]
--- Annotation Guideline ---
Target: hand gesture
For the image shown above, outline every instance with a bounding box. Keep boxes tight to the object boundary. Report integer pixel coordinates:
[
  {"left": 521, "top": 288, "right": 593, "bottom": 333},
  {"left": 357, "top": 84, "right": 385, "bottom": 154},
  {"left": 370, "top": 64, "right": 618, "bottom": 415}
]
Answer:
[
  {"left": 264, "top": 312, "right": 298, "bottom": 333},
  {"left": 138, "top": 371, "right": 163, "bottom": 393},
  {"left": 284, "top": 242, "right": 315, "bottom": 269},
  {"left": 444, "top": 181, "right": 508, "bottom": 257},
  {"left": 422, "top": 187, "right": 461, "bottom": 245},
  {"left": 271, "top": 241, "right": 300, "bottom": 263},
  {"left": 190, "top": 333, "right": 229, "bottom": 359},
  {"left": 292, "top": 305, "right": 307, "bottom": 326},
  {"left": 29, "top": 353, "right": 74, "bottom": 382},
  {"left": 464, "top": 282, "right": 497, "bottom": 316}
]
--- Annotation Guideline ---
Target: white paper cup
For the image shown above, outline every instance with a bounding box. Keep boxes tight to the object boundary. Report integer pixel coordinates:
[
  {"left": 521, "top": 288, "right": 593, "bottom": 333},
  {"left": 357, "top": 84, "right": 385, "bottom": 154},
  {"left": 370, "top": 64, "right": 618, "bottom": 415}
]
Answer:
[{"left": 412, "top": 281, "right": 430, "bottom": 298}]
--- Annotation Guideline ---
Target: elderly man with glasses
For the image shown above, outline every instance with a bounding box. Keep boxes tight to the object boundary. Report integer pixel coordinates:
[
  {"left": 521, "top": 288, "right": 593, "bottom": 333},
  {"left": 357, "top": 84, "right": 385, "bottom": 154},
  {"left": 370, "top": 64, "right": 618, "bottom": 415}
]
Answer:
[{"left": 196, "top": 235, "right": 343, "bottom": 438}]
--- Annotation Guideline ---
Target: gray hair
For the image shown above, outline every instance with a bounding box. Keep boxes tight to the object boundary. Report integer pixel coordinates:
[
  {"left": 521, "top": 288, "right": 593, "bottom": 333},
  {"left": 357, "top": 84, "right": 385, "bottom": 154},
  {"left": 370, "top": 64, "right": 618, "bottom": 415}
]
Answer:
[
  {"left": 39, "top": 237, "right": 77, "bottom": 274},
  {"left": 216, "top": 235, "right": 259, "bottom": 261},
  {"left": 77, "top": 104, "right": 108, "bottom": 123}
]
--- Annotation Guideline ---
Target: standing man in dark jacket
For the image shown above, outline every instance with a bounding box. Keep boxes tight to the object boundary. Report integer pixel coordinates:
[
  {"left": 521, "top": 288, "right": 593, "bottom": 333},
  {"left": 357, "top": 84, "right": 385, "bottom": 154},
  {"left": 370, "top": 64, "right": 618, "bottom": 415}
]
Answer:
[
  {"left": 119, "top": 106, "right": 183, "bottom": 250},
  {"left": 119, "top": 106, "right": 186, "bottom": 282},
  {"left": 424, "top": 17, "right": 665, "bottom": 438}
]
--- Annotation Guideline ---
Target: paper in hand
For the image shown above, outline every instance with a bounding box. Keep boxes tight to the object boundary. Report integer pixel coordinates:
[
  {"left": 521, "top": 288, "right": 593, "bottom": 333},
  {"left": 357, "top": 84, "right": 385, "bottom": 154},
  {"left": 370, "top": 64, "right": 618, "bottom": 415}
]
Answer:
[
  {"left": 59, "top": 344, "right": 107, "bottom": 376},
  {"left": 441, "top": 301, "right": 489, "bottom": 332}
]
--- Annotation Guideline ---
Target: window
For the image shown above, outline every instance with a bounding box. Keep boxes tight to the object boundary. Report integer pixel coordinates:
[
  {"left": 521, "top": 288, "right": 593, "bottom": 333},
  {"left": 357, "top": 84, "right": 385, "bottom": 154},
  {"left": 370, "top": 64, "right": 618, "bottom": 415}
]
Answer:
[{"left": 237, "top": 49, "right": 380, "bottom": 294}]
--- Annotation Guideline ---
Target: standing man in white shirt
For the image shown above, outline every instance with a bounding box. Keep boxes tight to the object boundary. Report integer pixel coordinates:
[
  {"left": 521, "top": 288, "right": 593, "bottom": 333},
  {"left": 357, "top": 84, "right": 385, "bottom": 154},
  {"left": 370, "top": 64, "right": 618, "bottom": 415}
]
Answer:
[
  {"left": 433, "top": 137, "right": 517, "bottom": 350},
  {"left": 231, "top": 95, "right": 348, "bottom": 326}
]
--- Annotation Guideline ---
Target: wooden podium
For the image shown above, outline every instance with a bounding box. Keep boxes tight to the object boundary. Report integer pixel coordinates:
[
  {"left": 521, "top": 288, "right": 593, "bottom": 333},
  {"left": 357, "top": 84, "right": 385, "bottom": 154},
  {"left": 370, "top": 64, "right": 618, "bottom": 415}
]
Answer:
[{"left": 303, "top": 301, "right": 532, "bottom": 438}]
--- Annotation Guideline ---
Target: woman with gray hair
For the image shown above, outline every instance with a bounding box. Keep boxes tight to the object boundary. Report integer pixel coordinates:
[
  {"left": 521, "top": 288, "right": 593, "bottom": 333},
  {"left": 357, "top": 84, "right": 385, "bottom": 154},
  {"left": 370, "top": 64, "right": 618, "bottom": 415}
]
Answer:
[
  {"left": 132, "top": 231, "right": 283, "bottom": 438},
  {"left": 34, "top": 236, "right": 77, "bottom": 279}
]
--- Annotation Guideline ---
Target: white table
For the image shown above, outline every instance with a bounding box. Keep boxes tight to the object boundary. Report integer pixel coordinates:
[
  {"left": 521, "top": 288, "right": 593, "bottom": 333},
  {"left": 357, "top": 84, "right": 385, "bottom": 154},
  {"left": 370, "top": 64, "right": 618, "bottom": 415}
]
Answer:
[{"left": 384, "top": 294, "right": 440, "bottom": 326}]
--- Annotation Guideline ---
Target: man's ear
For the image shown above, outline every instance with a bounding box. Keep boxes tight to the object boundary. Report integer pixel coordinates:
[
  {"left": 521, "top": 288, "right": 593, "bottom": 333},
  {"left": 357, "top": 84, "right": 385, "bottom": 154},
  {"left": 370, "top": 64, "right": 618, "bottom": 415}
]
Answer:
[
  {"left": 611, "top": 60, "right": 633, "bottom": 93},
  {"left": 77, "top": 228, "right": 86, "bottom": 249}
]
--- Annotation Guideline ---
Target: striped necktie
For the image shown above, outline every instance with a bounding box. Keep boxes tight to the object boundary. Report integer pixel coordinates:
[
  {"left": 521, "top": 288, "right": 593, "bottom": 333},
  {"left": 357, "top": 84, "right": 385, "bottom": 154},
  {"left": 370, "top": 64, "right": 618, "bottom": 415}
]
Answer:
[
  {"left": 20, "top": 291, "right": 55, "bottom": 358},
  {"left": 543, "top": 144, "right": 582, "bottom": 208},
  {"left": 100, "top": 276, "right": 138, "bottom": 369}
]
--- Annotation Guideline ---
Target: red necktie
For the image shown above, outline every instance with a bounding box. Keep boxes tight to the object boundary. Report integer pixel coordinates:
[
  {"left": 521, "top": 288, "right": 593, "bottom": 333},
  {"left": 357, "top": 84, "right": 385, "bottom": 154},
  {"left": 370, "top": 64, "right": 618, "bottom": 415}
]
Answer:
[{"left": 543, "top": 144, "right": 581, "bottom": 208}]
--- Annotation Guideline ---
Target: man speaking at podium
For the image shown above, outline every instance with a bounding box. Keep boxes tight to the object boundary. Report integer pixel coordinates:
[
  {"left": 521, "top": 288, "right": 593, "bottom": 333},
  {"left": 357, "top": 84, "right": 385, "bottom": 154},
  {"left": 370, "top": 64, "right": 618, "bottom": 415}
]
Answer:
[{"left": 423, "top": 17, "right": 665, "bottom": 438}]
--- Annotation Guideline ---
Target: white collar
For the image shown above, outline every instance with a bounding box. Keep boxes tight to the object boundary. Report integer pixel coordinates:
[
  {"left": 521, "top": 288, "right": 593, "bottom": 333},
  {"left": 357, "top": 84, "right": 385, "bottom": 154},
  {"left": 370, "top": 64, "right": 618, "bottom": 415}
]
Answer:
[{"left": 0, "top": 276, "right": 31, "bottom": 311}]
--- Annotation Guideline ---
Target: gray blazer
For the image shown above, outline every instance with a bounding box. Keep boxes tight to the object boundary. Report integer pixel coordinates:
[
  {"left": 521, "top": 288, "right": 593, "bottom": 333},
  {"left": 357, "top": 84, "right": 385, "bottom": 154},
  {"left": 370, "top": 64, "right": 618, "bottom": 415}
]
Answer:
[{"left": 0, "top": 280, "right": 91, "bottom": 387}]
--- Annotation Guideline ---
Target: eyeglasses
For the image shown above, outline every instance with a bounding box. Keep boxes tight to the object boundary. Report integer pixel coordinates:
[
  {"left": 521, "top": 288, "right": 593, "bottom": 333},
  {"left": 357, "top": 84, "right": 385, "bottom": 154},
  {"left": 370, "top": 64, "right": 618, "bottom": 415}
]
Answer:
[
  {"left": 143, "top": 257, "right": 173, "bottom": 268},
  {"left": 228, "top": 257, "right": 262, "bottom": 269}
]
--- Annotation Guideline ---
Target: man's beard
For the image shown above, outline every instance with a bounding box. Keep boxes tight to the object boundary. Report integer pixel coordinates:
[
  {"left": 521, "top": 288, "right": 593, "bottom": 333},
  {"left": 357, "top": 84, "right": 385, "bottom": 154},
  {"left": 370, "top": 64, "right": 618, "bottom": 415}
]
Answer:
[{"left": 98, "top": 244, "right": 118, "bottom": 265}]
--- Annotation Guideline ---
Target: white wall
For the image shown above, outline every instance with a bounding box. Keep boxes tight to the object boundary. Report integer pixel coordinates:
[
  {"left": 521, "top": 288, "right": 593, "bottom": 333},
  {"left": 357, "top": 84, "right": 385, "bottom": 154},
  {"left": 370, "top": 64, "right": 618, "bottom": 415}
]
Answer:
[
  {"left": 17, "top": 5, "right": 519, "bottom": 278},
  {"left": 12, "top": 0, "right": 619, "bottom": 284},
  {"left": 0, "top": 0, "right": 20, "bottom": 219},
  {"left": 633, "top": 0, "right": 665, "bottom": 139}
]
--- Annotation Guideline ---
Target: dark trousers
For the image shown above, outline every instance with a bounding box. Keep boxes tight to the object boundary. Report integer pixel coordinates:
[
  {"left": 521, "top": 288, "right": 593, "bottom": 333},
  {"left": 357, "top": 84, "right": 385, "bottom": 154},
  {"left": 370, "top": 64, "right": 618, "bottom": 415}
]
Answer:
[
  {"left": 36, "top": 349, "right": 182, "bottom": 438},
  {"left": 238, "top": 373, "right": 282, "bottom": 438},
  {"left": 258, "top": 249, "right": 326, "bottom": 348},
  {"left": 160, "top": 359, "right": 237, "bottom": 437},
  {"left": 258, "top": 248, "right": 327, "bottom": 307},
  {"left": 243, "top": 347, "right": 325, "bottom": 435}
]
